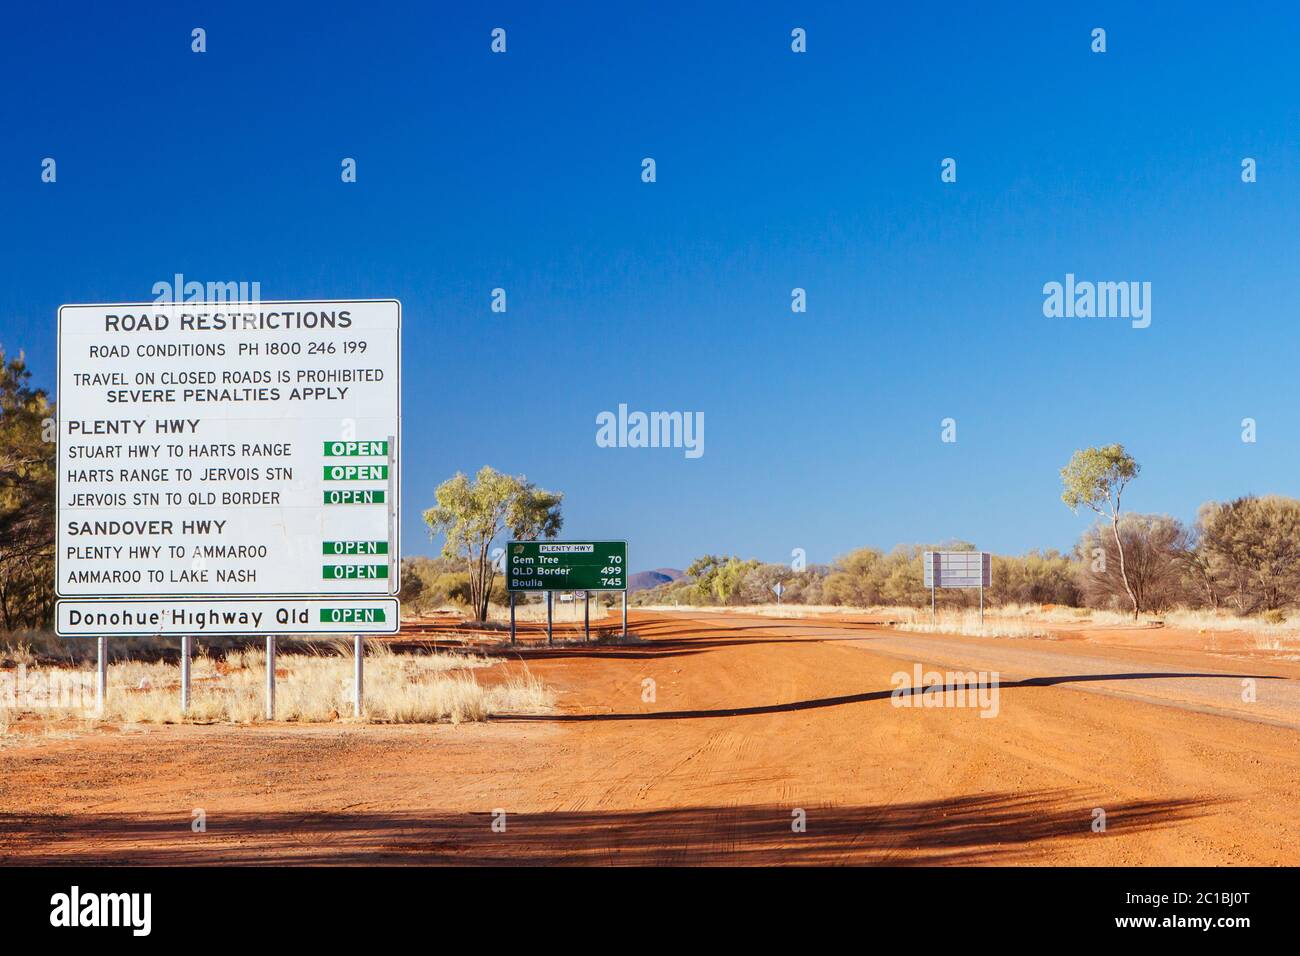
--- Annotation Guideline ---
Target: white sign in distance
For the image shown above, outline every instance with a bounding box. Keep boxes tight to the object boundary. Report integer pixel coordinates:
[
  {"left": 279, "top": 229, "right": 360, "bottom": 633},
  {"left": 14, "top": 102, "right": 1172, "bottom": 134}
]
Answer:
[
  {"left": 922, "top": 551, "right": 992, "bottom": 589},
  {"left": 56, "top": 598, "right": 400, "bottom": 637},
  {"left": 56, "top": 300, "right": 401, "bottom": 598}
]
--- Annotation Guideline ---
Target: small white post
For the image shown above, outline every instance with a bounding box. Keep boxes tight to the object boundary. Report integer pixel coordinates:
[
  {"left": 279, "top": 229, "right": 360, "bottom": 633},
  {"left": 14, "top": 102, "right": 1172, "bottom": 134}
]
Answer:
[
  {"left": 353, "top": 634, "right": 364, "bottom": 718},
  {"left": 96, "top": 636, "right": 107, "bottom": 716},
  {"left": 180, "top": 635, "right": 191, "bottom": 715},
  {"left": 265, "top": 636, "right": 276, "bottom": 720}
]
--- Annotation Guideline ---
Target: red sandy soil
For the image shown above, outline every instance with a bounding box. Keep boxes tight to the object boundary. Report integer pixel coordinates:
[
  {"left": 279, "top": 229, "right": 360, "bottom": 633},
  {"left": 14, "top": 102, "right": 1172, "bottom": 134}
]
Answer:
[{"left": 2, "top": 610, "right": 1299, "bottom": 865}]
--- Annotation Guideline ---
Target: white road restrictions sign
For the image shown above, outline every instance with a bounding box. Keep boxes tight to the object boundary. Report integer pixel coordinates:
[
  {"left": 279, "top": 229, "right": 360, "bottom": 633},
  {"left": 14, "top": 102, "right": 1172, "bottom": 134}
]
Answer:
[{"left": 55, "top": 300, "right": 401, "bottom": 600}]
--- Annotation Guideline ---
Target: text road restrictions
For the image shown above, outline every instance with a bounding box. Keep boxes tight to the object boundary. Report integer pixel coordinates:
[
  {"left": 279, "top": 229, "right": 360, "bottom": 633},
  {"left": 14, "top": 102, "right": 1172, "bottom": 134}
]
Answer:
[
  {"left": 54, "top": 300, "right": 401, "bottom": 634},
  {"left": 506, "top": 541, "right": 627, "bottom": 592}
]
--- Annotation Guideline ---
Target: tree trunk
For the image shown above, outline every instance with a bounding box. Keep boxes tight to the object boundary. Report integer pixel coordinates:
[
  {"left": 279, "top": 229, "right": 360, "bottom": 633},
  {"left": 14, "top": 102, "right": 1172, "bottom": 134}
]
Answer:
[
  {"left": 469, "top": 543, "right": 487, "bottom": 623},
  {"left": 475, "top": 561, "right": 490, "bottom": 623},
  {"left": 1111, "top": 516, "right": 1139, "bottom": 619},
  {"left": 468, "top": 541, "right": 498, "bottom": 623}
]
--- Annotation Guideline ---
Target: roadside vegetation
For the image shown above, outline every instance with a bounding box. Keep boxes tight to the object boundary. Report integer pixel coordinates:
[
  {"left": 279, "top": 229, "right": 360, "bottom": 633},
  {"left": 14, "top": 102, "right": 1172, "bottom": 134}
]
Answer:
[
  {"left": 892, "top": 609, "right": 1053, "bottom": 639},
  {"left": 421, "top": 466, "right": 562, "bottom": 622},
  {"left": 634, "top": 445, "right": 1300, "bottom": 635},
  {"left": 633, "top": 532, "right": 1300, "bottom": 631},
  {"left": 0, "top": 640, "right": 553, "bottom": 730},
  {"left": 0, "top": 348, "right": 55, "bottom": 632}
]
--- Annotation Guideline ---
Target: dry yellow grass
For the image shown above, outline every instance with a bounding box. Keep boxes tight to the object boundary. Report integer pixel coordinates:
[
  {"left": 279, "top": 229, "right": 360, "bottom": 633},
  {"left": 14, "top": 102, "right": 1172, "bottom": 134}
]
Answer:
[
  {"left": 636, "top": 602, "right": 1300, "bottom": 646},
  {"left": 1002, "top": 603, "right": 1300, "bottom": 644},
  {"left": 637, "top": 602, "right": 1050, "bottom": 637},
  {"left": 488, "top": 599, "right": 611, "bottom": 624},
  {"left": 0, "top": 642, "right": 553, "bottom": 730},
  {"left": 1, "top": 629, "right": 251, "bottom": 666},
  {"left": 891, "top": 608, "right": 1053, "bottom": 639},
  {"left": 636, "top": 603, "right": 891, "bottom": 618}
]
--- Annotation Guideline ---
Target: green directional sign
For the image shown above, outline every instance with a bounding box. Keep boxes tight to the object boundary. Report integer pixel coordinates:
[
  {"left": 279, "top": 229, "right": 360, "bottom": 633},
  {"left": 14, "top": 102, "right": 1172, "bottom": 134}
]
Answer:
[{"left": 506, "top": 540, "right": 627, "bottom": 592}]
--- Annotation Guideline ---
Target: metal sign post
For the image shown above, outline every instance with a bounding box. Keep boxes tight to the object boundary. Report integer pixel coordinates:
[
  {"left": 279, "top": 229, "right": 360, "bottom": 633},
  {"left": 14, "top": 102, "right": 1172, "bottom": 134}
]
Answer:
[
  {"left": 509, "top": 592, "right": 517, "bottom": 644},
  {"left": 546, "top": 591, "right": 554, "bottom": 646},
  {"left": 96, "top": 636, "right": 107, "bottom": 716},
  {"left": 180, "top": 635, "right": 191, "bottom": 715},
  {"left": 622, "top": 592, "right": 628, "bottom": 638},
  {"left": 353, "top": 634, "right": 364, "bottom": 717},
  {"left": 265, "top": 636, "right": 276, "bottom": 720},
  {"left": 584, "top": 591, "right": 590, "bottom": 641}
]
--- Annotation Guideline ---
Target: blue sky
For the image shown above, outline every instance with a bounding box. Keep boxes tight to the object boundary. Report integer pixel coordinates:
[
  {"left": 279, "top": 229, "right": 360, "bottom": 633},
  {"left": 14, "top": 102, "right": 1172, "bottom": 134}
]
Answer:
[{"left": 3, "top": 2, "right": 1299, "bottom": 571}]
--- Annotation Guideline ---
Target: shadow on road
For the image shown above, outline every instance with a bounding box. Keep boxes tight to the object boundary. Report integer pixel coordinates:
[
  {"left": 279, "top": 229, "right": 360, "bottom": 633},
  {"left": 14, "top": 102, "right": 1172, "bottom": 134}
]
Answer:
[
  {"left": 501, "top": 671, "right": 1288, "bottom": 722},
  {"left": 0, "top": 790, "right": 1216, "bottom": 865},
  {"left": 482, "top": 634, "right": 887, "bottom": 662}
]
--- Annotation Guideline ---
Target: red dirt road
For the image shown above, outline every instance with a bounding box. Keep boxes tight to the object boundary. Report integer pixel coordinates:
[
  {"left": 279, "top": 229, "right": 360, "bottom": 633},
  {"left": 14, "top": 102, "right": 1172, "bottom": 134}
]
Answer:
[{"left": 3, "top": 610, "right": 1299, "bottom": 865}]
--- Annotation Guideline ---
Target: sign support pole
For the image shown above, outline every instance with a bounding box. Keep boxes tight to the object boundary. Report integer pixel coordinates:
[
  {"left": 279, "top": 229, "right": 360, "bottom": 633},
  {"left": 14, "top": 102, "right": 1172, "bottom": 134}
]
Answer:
[
  {"left": 353, "top": 634, "right": 364, "bottom": 718},
  {"left": 979, "top": 581, "right": 984, "bottom": 627},
  {"left": 546, "top": 591, "right": 553, "bottom": 646},
  {"left": 931, "top": 584, "right": 936, "bottom": 626},
  {"left": 180, "top": 635, "right": 191, "bottom": 715},
  {"left": 509, "top": 592, "right": 516, "bottom": 644},
  {"left": 622, "top": 592, "right": 628, "bottom": 638},
  {"left": 584, "top": 591, "right": 590, "bottom": 642},
  {"left": 96, "top": 636, "right": 107, "bottom": 716},
  {"left": 265, "top": 636, "right": 276, "bottom": 720}
]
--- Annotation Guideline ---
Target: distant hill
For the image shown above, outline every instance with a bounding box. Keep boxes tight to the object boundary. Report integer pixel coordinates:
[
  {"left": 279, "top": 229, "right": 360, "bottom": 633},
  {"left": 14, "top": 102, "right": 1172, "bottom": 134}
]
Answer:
[{"left": 628, "top": 568, "right": 686, "bottom": 593}]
